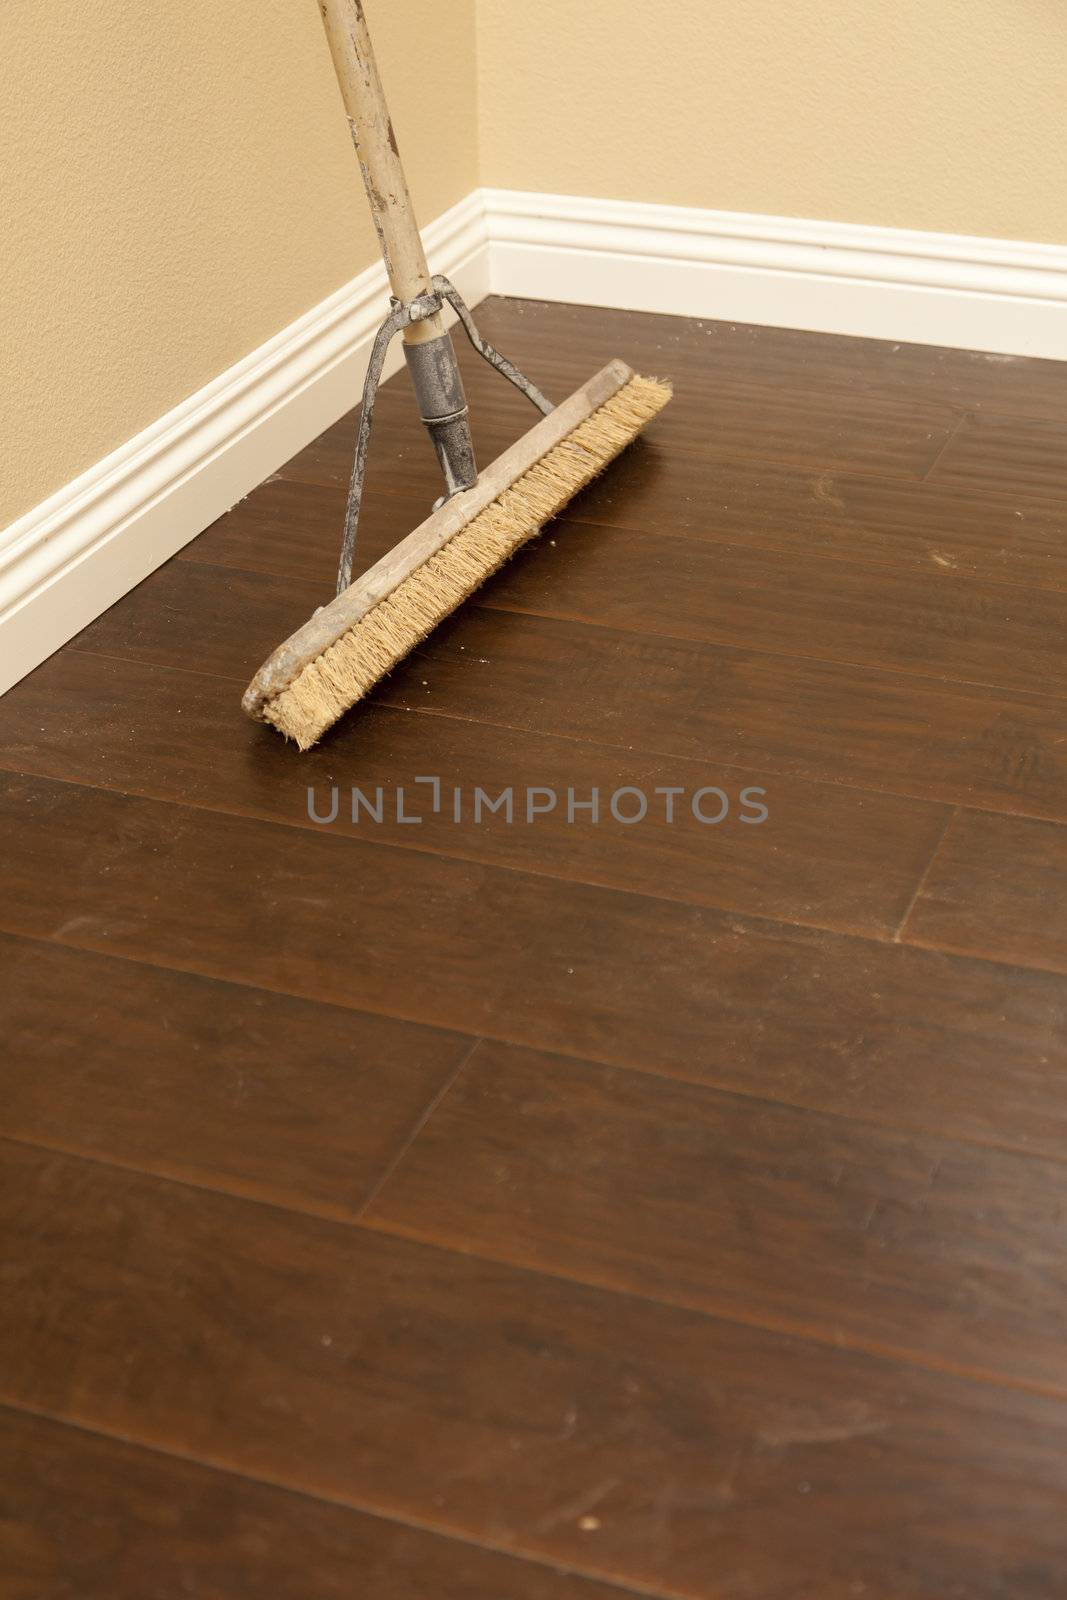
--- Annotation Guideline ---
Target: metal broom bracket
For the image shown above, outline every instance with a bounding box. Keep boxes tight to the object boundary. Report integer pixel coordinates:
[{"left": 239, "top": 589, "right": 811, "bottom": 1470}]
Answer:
[
  {"left": 431, "top": 277, "right": 554, "bottom": 419},
  {"left": 335, "top": 279, "right": 554, "bottom": 596}
]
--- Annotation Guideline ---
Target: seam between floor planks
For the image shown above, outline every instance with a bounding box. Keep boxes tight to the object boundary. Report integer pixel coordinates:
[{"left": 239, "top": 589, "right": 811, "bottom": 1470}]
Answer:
[
  {"left": 0, "top": 1398, "right": 676, "bottom": 1600},
  {"left": 356, "top": 1211, "right": 1067, "bottom": 1405},
  {"left": 1, "top": 650, "right": 945, "bottom": 814},
  {"left": 893, "top": 808, "right": 959, "bottom": 941},
  {"left": 181, "top": 514, "right": 1067, "bottom": 605},
  {"left": 275, "top": 439, "right": 957, "bottom": 490},
  {"left": 0, "top": 743, "right": 946, "bottom": 947},
  {"left": 372, "top": 702, "right": 1067, "bottom": 828},
  {"left": 314, "top": 315, "right": 1067, "bottom": 428},
  {"left": 1, "top": 759, "right": 1061, "bottom": 1005},
  {"left": 5, "top": 928, "right": 1065, "bottom": 1173},
  {"left": 277, "top": 453, "right": 1067, "bottom": 509},
  {"left": 919, "top": 412, "right": 971, "bottom": 480},
  {"left": 52, "top": 641, "right": 1067, "bottom": 829},
  {"left": 3, "top": 716, "right": 1064, "bottom": 979},
  {"left": 453, "top": 311, "right": 1067, "bottom": 425},
  {"left": 268, "top": 436, "right": 1067, "bottom": 511},
  {"left": 352, "top": 1037, "right": 486, "bottom": 1221},
  {"left": 165, "top": 551, "right": 1067, "bottom": 709},
  {"left": 5, "top": 1131, "right": 1067, "bottom": 1408},
  {"left": 902, "top": 930, "right": 1067, "bottom": 979},
  {"left": 444, "top": 306, "right": 1067, "bottom": 429},
  {"left": 276, "top": 422, "right": 1067, "bottom": 504},
  {"left": 431, "top": 599, "right": 1067, "bottom": 706}
]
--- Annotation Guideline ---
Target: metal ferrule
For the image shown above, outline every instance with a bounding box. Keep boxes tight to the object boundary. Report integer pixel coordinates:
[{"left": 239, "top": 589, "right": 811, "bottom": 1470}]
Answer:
[{"left": 403, "top": 332, "right": 478, "bottom": 496}]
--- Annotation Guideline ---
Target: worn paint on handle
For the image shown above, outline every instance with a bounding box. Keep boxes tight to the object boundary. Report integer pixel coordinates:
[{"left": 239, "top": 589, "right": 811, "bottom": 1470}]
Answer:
[{"left": 317, "top": 0, "right": 443, "bottom": 345}]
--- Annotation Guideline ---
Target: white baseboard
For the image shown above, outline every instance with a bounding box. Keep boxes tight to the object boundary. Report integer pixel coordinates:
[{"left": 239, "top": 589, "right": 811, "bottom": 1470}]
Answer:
[
  {"left": 0, "top": 190, "right": 488, "bottom": 697},
  {"left": 4, "top": 183, "right": 1066, "bottom": 695},
  {"left": 484, "top": 189, "right": 1067, "bottom": 362}
]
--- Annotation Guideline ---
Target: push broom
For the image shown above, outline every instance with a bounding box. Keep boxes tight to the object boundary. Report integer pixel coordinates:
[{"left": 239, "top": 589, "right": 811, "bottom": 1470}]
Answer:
[{"left": 242, "top": 0, "right": 671, "bottom": 748}]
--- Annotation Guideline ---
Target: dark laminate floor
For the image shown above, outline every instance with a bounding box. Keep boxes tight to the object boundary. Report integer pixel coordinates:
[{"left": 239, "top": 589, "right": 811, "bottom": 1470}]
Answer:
[{"left": 3, "top": 299, "right": 1067, "bottom": 1598}]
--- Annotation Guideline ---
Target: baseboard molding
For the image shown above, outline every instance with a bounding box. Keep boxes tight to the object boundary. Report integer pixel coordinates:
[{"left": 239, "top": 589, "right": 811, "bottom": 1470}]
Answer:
[
  {"left": 0, "top": 190, "right": 489, "bottom": 696},
  {"left": 484, "top": 189, "right": 1067, "bottom": 362},
  {"left": 5, "top": 184, "right": 1066, "bottom": 695}
]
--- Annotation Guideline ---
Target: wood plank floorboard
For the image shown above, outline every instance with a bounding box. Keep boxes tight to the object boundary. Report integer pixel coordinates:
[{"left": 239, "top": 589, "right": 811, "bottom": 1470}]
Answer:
[
  {"left": 929, "top": 412, "right": 1067, "bottom": 502},
  {"left": 291, "top": 312, "right": 1066, "bottom": 507},
  {"left": 374, "top": 604, "right": 1067, "bottom": 825},
  {"left": 280, "top": 355, "right": 960, "bottom": 492},
  {"left": 0, "top": 930, "right": 469, "bottom": 1219},
  {"left": 2, "top": 775, "right": 1066, "bottom": 1162},
  {"left": 183, "top": 458, "right": 1067, "bottom": 597},
  {"left": 6, "top": 298, "right": 1067, "bottom": 1597},
  {"left": 283, "top": 306, "right": 1062, "bottom": 507},
  {"left": 0, "top": 648, "right": 952, "bottom": 940},
  {"left": 903, "top": 809, "right": 1067, "bottom": 974},
  {"left": 474, "top": 528, "right": 1067, "bottom": 701},
  {"left": 72, "top": 558, "right": 321, "bottom": 685},
  {"left": 65, "top": 559, "right": 1067, "bottom": 823},
  {"left": 0, "top": 1406, "right": 634, "bottom": 1600},
  {"left": 84, "top": 501, "right": 1067, "bottom": 717},
  {"left": 384, "top": 609, "right": 1067, "bottom": 825},
  {"left": 5, "top": 1143, "right": 1067, "bottom": 1600},
  {"left": 176, "top": 476, "right": 1067, "bottom": 701},
  {"left": 457, "top": 301, "right": 903, "bottom": 407},
  {"left": 366, "top": 1039, "right": 1067, "bottom": 1393},
  {"left": 469, "top": 297, "right": 1067, "bottom": 422}
]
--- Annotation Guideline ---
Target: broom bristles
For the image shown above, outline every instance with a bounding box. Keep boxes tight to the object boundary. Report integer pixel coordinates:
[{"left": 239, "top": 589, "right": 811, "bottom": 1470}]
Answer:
[{"left": 261, "top": 373, "right": 671, "bottom": 749}]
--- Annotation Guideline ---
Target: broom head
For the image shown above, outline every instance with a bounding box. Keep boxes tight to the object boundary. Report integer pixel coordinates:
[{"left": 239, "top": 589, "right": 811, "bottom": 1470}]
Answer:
[{"left": 242, "top": 359, "right": 671, "bottom": 748}]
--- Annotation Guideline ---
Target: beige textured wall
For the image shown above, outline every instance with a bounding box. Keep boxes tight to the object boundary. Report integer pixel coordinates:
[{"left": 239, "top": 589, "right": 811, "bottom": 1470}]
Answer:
[
  {"left": 476, "top": 0, "right": 1067, "bottom": 245},
  {"left": 7, "top": 0, "right": 1066, "bottom": 530},
  {"left": 1, "top": 0, "right": 477, "bottom": 528}
]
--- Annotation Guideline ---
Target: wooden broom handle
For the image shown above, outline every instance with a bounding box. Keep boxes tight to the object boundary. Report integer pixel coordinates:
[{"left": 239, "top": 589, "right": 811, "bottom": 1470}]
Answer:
[{"left": 317, "top": 0, "right": 445, "bottom": 346}]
